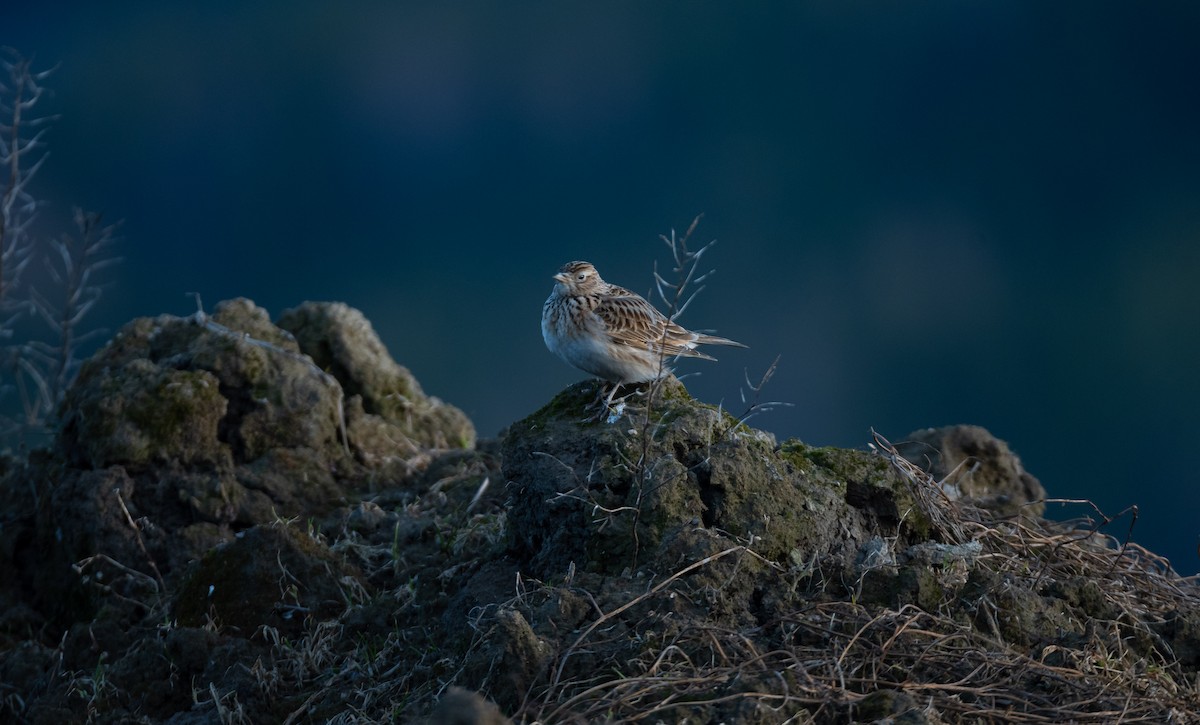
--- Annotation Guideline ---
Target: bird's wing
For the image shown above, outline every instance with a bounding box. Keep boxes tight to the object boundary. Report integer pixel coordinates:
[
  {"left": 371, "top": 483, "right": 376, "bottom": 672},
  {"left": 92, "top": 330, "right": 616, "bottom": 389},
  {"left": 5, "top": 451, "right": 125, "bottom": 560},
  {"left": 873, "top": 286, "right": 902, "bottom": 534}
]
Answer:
[{"left": 594, "top": 287, "right": 713, "bottom": 359}]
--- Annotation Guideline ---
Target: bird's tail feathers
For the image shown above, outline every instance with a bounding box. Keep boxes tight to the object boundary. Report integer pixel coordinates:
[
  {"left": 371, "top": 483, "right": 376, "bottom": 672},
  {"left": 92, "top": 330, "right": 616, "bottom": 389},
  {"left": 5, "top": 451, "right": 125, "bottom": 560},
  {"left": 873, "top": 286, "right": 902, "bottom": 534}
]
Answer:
[{"left": 694, "top": 333, "right": 747, "bottom": 349}]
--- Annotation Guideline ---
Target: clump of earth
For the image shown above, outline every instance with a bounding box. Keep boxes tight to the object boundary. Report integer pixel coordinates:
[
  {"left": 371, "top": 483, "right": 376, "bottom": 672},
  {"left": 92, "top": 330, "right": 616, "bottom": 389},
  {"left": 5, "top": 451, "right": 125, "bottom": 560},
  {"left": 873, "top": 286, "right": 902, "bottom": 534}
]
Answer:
[{"left": 0, "top": 299, "right": 1196, "bottom": 723}]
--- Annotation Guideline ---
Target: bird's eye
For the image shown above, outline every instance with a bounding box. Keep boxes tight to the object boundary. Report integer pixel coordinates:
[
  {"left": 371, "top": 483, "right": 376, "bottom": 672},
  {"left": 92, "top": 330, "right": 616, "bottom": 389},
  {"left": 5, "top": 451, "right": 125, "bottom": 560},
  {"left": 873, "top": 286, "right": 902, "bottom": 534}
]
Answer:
[{"left": 576, "top": 273, "right": 587, "bottom": 281}]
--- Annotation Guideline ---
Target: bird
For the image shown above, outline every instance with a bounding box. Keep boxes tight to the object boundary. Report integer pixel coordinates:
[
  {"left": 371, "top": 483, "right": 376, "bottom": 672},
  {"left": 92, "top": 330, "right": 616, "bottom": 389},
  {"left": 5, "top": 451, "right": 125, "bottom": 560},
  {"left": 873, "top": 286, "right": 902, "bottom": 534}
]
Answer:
[{"left": 542, "top": 260, "right": 745, "bottom": 408}]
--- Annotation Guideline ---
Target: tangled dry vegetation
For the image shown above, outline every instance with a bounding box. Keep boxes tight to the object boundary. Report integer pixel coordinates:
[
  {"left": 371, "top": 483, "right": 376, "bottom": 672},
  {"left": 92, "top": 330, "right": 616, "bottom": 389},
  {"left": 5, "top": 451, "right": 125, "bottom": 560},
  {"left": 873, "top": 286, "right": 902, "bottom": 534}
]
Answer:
[{"left": 483, "top": 415, "right": 1199, "bottom": 724}]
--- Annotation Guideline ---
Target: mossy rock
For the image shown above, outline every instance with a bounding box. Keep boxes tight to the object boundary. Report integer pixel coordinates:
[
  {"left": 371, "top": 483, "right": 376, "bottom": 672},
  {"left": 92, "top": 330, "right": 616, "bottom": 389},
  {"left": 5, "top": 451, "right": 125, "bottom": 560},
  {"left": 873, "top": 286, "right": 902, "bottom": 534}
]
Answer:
[
  {"left": 503, "top": 378, "right": 924, "bottom": 579},
  {"left": 896, "top": 424, "right": 1047, "bottom": 517},
  {"left": 277, "top": 301, "right": 476, "bottom": 450},
  {"left": 59, "top": 298, "right": 343, "bottom": 468},
  {"left": 59, "top": 361, "right": 229, "bottom": 471}
]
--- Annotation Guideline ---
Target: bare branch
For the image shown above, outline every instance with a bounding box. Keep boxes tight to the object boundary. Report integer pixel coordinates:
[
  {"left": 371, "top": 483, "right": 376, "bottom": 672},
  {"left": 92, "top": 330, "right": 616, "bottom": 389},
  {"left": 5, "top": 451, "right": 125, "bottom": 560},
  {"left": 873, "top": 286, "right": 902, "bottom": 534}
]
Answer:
[{"left": 0, "top": 53, "right": 122, "bottom": 443}]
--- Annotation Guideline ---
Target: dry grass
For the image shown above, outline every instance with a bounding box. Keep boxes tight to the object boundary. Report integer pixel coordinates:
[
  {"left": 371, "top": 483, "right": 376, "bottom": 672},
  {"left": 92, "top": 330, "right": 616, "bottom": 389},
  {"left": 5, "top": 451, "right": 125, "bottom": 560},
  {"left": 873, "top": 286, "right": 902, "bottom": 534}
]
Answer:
[
  {"left": 9, "top": 411, "right": 1198, "bottom": 724},
  {"left": 494, "top": 432, "right": 1200, "bottom": 723}
]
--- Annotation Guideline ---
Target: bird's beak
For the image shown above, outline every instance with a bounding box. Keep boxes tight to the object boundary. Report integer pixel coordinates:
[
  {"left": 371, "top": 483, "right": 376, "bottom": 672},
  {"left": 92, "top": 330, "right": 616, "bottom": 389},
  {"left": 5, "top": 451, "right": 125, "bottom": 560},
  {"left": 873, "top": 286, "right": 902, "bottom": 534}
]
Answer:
[{"left": 553, "top": 273, "right": 569, "bottom": 284}]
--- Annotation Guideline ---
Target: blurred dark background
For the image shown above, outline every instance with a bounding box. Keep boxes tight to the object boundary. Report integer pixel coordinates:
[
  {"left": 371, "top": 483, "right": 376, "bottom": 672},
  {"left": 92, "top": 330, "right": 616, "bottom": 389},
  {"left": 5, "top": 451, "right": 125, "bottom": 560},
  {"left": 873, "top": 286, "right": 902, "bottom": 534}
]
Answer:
[{"left": 6, "top": 2, "right": 1198, "bottom": 572}]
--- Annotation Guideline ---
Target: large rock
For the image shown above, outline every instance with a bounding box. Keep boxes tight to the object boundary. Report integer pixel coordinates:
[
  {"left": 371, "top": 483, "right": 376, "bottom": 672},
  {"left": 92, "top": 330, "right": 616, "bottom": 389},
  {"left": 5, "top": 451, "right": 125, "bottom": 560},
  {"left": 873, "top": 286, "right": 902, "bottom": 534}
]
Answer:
[
  {"left": 30, "top": 298, "right": 473, "bottom": 612},
  {"left": 502, "top": 378, "right": 928, "bottom": 580},
  {"left": 896, "top": 424, "right": 1046, "bottom": 517},
  {"left": 278, "top": 301, "right": 475, "bottom": 451},
  {"left": 59, "top": 298, "right": 343, "bottom": 471}
]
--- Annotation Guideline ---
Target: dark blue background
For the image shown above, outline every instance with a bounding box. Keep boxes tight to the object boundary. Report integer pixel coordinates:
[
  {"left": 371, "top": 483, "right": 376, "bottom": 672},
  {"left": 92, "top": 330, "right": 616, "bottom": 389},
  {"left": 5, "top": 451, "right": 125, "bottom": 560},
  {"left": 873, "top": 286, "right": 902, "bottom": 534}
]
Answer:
[{"left": 7, "top": 2, "right": 1199, "bottom": 573}]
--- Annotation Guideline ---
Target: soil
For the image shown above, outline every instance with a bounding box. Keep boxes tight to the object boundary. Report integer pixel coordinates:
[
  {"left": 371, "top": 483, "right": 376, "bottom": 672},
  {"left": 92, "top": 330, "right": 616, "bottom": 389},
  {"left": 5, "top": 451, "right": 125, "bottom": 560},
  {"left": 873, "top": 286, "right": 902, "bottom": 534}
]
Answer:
[{"left": 1, "top": 299, "right": 1197, "bottom": 724}]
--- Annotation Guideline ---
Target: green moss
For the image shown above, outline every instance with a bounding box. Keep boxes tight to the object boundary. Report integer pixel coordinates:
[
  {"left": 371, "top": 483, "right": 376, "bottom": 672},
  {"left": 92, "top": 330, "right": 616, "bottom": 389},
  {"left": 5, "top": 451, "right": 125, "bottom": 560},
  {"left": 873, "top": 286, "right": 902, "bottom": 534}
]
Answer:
[
  {"left": 777, "top": 439, "right": 813, "bottom": 469},
  {"left": 804, "top": 445, "right": 889, "bottom": 483},
  {"left": 778, "top": 440, "right": 846, "bottom": 494},
  {"left": 129, "top": 371, "right": 223, "bottom": 438},
  {"left": 61, "top": 362, "right": 227, "bottom": 469},
  {"left": 371, "top": 378, "right": 420, "bottom": 419},
  {"left": 518, "top": 377, "right": 713, "bottom": 433},
  {"left": 236, "top": 342, "right": 271, "bottom": 385},
  {"left": 910, "top": 566, "right": 949, "bottom": 611},
  {"left": 518, "top": 380, "right": 605, "bottom": 430}
]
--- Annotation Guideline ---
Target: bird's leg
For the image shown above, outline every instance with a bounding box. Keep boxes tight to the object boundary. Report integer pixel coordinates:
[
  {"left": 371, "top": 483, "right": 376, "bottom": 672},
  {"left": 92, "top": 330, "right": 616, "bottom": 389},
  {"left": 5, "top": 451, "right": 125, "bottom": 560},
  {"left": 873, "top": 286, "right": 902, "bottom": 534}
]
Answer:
[
  {"left": 603, "top": 382, "right": 623, "bottom": 410},
  {"left": 584, "top": 380, "right": 628, "bottom": 421},
  {"left": 584, "top": 381, "right": 614, "bottom": 420},
  {"left": 587, "top": 381, "right": 609, "bottom": 407}
]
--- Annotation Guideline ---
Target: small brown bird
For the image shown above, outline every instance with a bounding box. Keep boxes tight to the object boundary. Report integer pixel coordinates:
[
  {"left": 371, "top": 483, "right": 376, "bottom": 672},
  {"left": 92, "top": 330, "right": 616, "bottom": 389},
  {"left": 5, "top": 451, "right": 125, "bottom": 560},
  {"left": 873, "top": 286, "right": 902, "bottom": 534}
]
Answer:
[{"left": 541, "top": 261, "right": 745, "bottom": 398}]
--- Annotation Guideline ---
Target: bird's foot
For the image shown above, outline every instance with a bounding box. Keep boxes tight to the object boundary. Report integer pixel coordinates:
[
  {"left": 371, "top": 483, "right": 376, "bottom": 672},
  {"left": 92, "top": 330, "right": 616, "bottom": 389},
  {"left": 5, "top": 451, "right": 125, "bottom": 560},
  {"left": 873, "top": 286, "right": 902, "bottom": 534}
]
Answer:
[{"left": 586, "top": 382, "right": 648, "bottom": 423}]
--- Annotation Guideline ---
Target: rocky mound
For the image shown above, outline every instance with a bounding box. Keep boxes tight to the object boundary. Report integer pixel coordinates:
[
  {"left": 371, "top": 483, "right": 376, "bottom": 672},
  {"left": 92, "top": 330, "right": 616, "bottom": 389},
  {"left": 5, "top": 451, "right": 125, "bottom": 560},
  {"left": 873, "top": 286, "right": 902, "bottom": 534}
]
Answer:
[
  {"left": 1, "top": 301, "right": 1197, "bottom": 724},
  {"left": 1, "top": 298, "right": 473, "bottom": 628}
]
